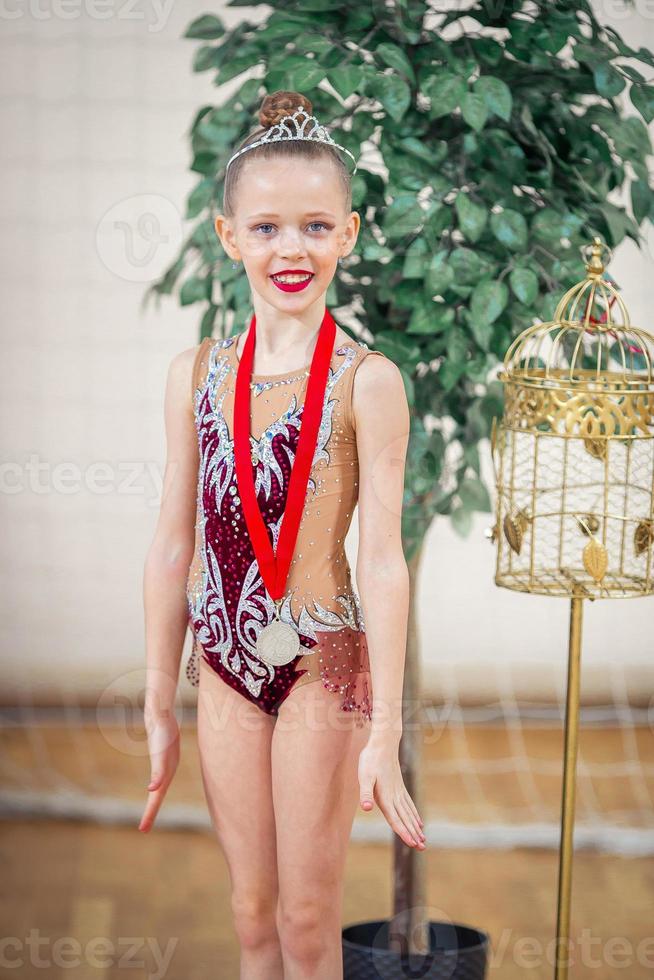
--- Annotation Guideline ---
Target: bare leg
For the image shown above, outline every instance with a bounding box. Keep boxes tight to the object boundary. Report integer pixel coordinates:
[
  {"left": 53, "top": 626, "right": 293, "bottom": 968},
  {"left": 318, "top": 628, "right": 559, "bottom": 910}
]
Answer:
[
  {"left": 272, "top": 679, "right": 371, "bottom": 979},
  {"left": 197, "top": 657, "right": 283, "bottom": 979}
]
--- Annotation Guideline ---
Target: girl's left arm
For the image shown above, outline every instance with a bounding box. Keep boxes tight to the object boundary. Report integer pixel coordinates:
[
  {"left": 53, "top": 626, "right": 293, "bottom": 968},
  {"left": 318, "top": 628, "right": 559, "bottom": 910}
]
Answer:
[{"left": 352, "top": 353, "right": 425, "bottom": 850}]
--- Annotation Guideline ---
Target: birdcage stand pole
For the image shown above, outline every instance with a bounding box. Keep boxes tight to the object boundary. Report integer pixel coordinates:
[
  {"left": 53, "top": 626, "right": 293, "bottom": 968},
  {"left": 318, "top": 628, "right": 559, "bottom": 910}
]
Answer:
[{"left": 554, "top": 592, "right": 584, "bottom": 980}]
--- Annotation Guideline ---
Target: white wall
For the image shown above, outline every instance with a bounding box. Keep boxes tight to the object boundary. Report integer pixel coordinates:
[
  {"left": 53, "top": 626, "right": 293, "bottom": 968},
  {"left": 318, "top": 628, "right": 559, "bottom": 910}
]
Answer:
[{"left": 1, "top": 1, "right": 652, "bottom": 706}]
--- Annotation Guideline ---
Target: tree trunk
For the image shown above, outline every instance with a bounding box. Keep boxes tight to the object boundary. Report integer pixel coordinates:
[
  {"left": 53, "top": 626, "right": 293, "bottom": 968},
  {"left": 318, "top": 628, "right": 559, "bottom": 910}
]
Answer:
[{"left": 390, "top": 539, "right": 429, "bottom": 955}]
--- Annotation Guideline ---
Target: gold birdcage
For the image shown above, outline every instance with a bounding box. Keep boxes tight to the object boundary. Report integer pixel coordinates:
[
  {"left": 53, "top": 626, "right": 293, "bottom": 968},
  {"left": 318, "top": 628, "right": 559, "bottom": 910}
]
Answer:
[
  {"left": 489, "top": 236, "right": 654, "bottom": 980},
  {"left": 491, "top": 237, "right": 654, "bottom": 600}
]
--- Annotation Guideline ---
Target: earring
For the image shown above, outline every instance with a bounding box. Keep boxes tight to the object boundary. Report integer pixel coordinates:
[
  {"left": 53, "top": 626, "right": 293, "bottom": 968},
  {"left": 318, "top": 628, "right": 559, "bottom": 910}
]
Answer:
[{"left": 232, "top": 260, "right": 238, "bottom": 269}]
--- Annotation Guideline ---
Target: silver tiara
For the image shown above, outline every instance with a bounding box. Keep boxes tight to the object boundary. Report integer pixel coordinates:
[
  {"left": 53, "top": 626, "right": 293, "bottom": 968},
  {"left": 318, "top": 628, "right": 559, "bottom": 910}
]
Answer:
[{"left": 225, "top": 105, "right": 358, "bottom": 176}]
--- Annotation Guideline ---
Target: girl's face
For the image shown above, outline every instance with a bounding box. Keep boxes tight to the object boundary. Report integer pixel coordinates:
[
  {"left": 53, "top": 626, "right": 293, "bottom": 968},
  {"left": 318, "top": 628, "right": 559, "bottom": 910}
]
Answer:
[{"left": 215, "top": 156, "right": 360, "bottom": 313}]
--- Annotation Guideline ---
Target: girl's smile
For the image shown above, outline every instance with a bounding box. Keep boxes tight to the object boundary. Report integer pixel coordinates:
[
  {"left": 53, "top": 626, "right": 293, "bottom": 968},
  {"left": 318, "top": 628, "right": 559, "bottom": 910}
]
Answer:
[{"left": 269, "top": 270, "right": 315, "bottom": 292}]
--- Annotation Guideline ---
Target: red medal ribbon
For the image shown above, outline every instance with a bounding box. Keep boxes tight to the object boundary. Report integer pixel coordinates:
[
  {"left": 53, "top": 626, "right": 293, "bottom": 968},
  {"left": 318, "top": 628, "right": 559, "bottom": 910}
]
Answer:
[{"left": 233, "top": 308, "right": 336, "bottom": 603}]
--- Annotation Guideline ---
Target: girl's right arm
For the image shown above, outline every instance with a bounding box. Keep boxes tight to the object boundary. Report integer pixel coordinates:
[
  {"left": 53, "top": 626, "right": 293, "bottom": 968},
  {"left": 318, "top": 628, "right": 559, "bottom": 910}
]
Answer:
[{"left": 139, "top": 343, "right": 201, "bottom": 832}]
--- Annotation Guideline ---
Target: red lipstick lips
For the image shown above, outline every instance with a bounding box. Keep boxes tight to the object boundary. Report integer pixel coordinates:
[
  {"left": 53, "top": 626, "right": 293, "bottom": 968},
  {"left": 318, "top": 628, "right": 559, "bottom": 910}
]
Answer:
[{"left": 270, "top": 269, "right": 314, "bottom": 293}]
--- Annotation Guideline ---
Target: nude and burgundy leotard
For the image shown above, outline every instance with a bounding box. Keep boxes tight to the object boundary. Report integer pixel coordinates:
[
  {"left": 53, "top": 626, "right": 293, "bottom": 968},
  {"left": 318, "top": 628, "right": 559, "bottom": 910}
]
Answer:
[{"left": 185, "top": 327, "right": 386, "bottom": 723}]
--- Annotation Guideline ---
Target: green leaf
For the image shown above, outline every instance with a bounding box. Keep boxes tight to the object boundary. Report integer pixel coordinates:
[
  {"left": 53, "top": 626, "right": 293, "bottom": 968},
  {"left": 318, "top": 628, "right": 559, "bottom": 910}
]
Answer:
[
  {"left": 450, "top": 505, "right": 473, "bottom": 537},
  {"left": 351, "top": 174, "right": 367, "bottom": 209},
  {"left": 191, "top": 151, "right": 218, "bottom": 176},
  {"left": 613, "top": 114, "right": 652, "bottom": 158},
  {"left": 186, "top": 177, "right": 215, "bottom": 219},
  {"left": 362, "top": 241, "right": 394, "bottom": 262},
  {"left": 490, "top": 209, "right": 528, "bottom": 250},
  {"left": 447, "top": 326, "right": 468, "bottom": 363},
  {"left": 461, "top": 92, "right": 489, "bottom": 132},
  {"left": 216, "top": 52, "right": 262, "bottom": 85},
  {"left": 465, "top": 352, "right": 495, "bottom": 384},
  {"left": 199, "top": 303, "right": 218, "bottom": 339},
  {"left": 290, "top": 62, "right": 325, "bottom": 90},
  {"left": 398, "top": 367, "right": 415, "bottom": 406},
  {"left": 328, "top": 66, "right": 364, "bottom": 100},
  {"left": 470, "top": 279, "right": 508, "bottom": 328},
  {"left": 480, "top": 383, "right": 504, "bottom": 425},
  {"left": 382, "top": 194, "right": 423, "bottom": 238},
  {"left": 180, "top": 275, "right": 211, "bottom": 306},
  {"left": 423, "top": 203, "right": 452, "bottom": 248},
  {"left": 425, "top": 251, "right": 454, "bottom": 295},
  {"left": 432, "top": 305, "right": 455, "bottom": 335},
  {"left": 407, "top": 300, "right": 433, "bottom": 335},
  {"left": 375, "top": 331, "right": 421, "bottom": 365},
  {"left": 292, "top": 0, "right": 341, "bottom": 9},
  {"left": 407, "top": 300, "right": 453, "bottom": 336},
  {"left": 402, "top": 237, "right": 429, "bottom": 278},
  {"left": 597, "top": 202, "right": 637, "bottom": 247},
  {"left": 620, "top": 65, "right": 647, "bottom": 84},
  {"left": 185, "top": 14, "right": 225, "bottom": 39},
  {"left": 399, "top": 137, "right": 439, "bottom": 165},
  {"left": 635, "top": 46, "right": 654, "bottom": 68},
  {"left": 450, "top": 247, "right": 484, "bottom": 285},
  {"left": 375, "top": 42, "right": 416, "bottom": 84},
  {"left": 439, "top": 359, "right": 466, "bottom": 392},
  {"left": 468, "top": 317, "right": 493, "bottom": 351},
  {"left": 459, "top": 476, "right": 491, "bottom": 512},
  {"left": 509, "top": 267, "right": 539, "bottom": 305},
  {"left": 471, "top": 37, "right": 503, "bottom": 65},
  {"left": 193, "top": 45, "right": 220, "bottom": 73},
  {"left": 463, "top": 443, "right": 481, "bottom": 476},
  {"left": 593, "top": 63, "right": 626, "bottom": 99},
  {"left": 369, "top": 74, "right": 411, "bottom": 122},
  {"left": 423, "top": 73, "right": 466, "bottom": 118},
  {"left": 455, "top": 193, "right": 487, "bottom": 242},
  {"left": 256, "top": 14, "right": 308, "bottom": 41},
  {"left": 532, "top": 210, "right": 583, "bottom": 243},
  {"left": 345, "top": 7, "right": 375, "bottom": 32},
  {"left": 295, "top": 32, "right": 334, "bottom": 56},
  {"left": 325, "top": 275, "right": 338, "bottom": 308},
  {"left": 474, "top": 75, "right": 512, "bottom": 121},
  {"left": 631, "top": 179, "right": 653, "bottom": 224},
  {"left": 630, "top": 84, "right": 654, "bottom": 124}
]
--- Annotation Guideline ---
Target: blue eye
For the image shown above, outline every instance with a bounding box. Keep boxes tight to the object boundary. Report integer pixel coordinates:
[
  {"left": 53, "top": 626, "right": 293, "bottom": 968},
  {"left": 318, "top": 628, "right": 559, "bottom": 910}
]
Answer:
[{"left": 253, "top": 221, "right": 331, "bottom": 234}]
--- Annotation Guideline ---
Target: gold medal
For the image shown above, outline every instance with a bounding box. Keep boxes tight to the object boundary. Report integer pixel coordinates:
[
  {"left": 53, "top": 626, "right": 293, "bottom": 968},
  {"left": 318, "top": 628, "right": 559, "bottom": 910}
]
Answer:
[{"left": 256, "top": 598, "right": 301, "bottom": 666}]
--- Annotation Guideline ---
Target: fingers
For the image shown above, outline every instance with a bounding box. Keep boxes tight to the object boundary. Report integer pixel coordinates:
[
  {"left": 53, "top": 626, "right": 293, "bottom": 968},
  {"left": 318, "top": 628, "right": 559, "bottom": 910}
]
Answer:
[
  {"left": 148, "top": 770, "right": 164, "bottom": 791},
  {"left": 359, "top": 778, "right": 376, "bottom": 812},
  {"left": 358, "top": 752, "right": 425, "bottom": 848},
  {"left": 385, "top": 798, "right": 421, "bottom": 848},
  {"left": 139, "top": 783, "right": 167, "bottom": 833},
  {"left": 394, "top": 798, "right": 421, "bottom": 848},
  {"left": 140, "top": 753, "right": 178, "bottom": 831},
  {"left": 139, "top": 720, "right": 179, "bottom": 833},
  {"left": 396, "top": 793, "right": 426, "bottom": 848},
  {"left": 403, "top": 789, "right": 424, "bottom": 829}
]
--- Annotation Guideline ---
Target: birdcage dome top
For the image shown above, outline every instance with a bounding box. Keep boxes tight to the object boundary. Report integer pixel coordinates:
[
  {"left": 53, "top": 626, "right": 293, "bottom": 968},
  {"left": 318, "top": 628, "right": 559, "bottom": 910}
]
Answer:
[{"left": 500, "top": 239, "right": 654, "bottom": 393}]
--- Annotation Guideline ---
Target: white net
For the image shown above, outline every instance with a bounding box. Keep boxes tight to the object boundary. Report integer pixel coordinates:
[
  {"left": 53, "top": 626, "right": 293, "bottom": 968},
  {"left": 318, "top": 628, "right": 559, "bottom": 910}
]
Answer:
[{"left": 1, "top": 683, "right": 652, "bottom": 855}]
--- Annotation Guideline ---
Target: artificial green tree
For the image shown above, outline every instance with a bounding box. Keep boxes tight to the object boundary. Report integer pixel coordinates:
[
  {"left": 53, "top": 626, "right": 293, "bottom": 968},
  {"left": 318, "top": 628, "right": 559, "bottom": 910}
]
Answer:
[{"left": 146, "top": 0, "right": 654, "bottom": 954}]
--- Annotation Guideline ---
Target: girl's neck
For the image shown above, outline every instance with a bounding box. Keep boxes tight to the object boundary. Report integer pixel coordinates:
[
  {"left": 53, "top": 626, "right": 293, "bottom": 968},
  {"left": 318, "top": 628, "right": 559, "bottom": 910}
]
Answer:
[{"left": 239, "top": 307, "right": 327, "bottom": 373}]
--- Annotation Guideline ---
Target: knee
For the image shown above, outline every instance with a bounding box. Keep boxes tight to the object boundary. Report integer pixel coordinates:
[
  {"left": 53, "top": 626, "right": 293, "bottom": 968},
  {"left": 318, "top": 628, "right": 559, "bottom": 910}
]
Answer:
[
  {"left": 277, "top": 901, "right": 334, "bottom": 965},
  {"left": 231, "top": 893, "right": 278, "bottom": 951}
]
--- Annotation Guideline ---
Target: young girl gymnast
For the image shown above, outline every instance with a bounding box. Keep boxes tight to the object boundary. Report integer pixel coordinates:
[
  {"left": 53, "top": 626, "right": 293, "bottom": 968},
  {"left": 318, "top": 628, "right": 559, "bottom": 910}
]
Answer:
[{"left": 140, "top": 89, "right": 425, "bottom": 979}]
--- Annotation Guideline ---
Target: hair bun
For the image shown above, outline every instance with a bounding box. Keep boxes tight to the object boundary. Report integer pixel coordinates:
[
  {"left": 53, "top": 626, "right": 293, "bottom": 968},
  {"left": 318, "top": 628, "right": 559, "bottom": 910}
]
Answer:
[{"left": 259, "top": 90, "right": 313, "bottom": 130}]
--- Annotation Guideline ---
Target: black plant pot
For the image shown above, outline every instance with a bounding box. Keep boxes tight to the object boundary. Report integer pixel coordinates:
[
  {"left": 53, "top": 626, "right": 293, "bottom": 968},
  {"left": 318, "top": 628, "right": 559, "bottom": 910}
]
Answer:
[{"left": 342, "top": 919, "right": 490, "bottom": 979}]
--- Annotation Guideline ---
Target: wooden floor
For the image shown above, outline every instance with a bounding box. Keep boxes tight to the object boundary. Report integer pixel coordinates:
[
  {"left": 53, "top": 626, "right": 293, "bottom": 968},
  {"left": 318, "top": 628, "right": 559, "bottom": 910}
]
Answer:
[{"left": 1, "top": 717, "right": 653, "bottom": 979}]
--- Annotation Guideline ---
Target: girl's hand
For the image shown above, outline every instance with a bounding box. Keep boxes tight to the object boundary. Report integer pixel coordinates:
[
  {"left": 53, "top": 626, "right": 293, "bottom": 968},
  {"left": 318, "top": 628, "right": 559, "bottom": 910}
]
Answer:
[
  {"left": 139, "top": 710, "right": 180, "bottom": 833},
  {"left": 358, "top": 739, "right": 426, "bottom": 849}
]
